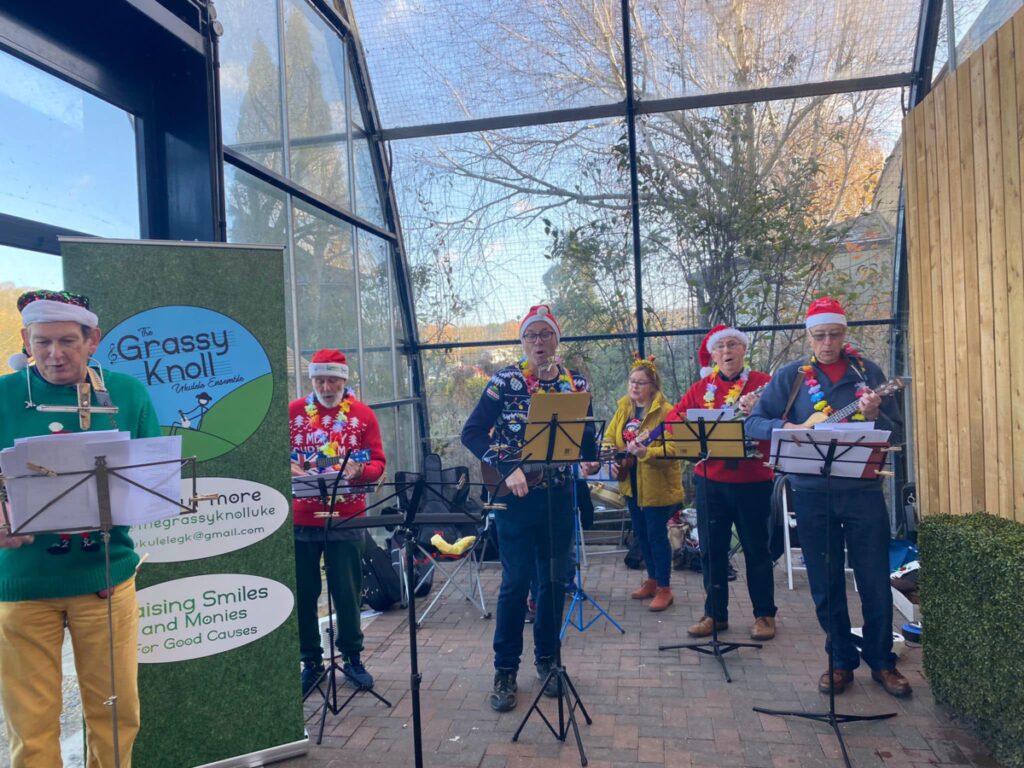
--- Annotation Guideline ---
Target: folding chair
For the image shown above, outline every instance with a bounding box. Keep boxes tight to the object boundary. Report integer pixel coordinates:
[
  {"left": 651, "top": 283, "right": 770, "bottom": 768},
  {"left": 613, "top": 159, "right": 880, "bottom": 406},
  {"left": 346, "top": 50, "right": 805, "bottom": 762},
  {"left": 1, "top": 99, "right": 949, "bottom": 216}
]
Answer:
[{"left": 394, "top": 454, "right": 491, "bottom": 626}]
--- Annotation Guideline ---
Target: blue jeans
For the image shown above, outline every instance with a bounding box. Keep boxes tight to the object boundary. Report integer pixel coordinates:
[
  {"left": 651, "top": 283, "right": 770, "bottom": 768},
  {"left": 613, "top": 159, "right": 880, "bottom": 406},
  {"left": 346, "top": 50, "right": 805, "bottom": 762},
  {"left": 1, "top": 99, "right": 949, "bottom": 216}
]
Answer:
[
  {"left": 695, "top": 479, "right": 776, "bottom": 621},
  {"left": 626, "top": 498, "right": 675, "bottom": 587},
  {"left": 493, "top": 485, "right": 573, "bottom": 671},
  {"left": 792, "top": 487, "right": 897, "bottom": 672}
]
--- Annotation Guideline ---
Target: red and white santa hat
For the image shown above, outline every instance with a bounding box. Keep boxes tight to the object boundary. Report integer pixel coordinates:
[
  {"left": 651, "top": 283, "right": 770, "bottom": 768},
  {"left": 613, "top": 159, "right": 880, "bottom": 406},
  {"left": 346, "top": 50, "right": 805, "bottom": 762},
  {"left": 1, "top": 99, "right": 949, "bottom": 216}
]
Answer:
[
  {"left": 308, "top": 349, "right": 349, "bottom": 379},
  {"left": 519, "top": 304, "right": 561, "bottom": 342},
  {"left": 805, "top": 296, "right": 847, "bottom": 329},
  {"left": 698, "top": 324, "right": 748, "bottom": 377}
]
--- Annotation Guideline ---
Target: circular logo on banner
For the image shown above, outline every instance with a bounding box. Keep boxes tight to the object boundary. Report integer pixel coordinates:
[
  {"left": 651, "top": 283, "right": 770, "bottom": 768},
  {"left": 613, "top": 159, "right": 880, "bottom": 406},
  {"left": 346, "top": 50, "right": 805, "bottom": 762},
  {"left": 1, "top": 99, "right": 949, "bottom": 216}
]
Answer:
[
  {"left": 97, "top": 306, "right": 272, "bottom": 462},
  {"left": 131, "top": 478, "right": 289, "bottom": 563},
  {"left": 137, "top": 574, "right": 294, "bottom": 663}
]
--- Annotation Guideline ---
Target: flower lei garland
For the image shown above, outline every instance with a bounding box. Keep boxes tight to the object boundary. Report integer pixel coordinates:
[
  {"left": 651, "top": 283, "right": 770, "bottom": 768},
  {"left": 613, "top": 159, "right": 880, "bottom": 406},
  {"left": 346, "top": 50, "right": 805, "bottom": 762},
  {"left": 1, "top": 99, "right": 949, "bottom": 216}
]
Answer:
[
  {"left": 519, "top": 356, "right": 577, "bottom": 394},
  {"left": 800, "top": 350, "right": 868, "bottom": 421},
  {"left": 304, "top": 389, "right": 354, "bottom": 456},
  {"left": 703, "top": 365, "right": 749, "bottom": 409}
]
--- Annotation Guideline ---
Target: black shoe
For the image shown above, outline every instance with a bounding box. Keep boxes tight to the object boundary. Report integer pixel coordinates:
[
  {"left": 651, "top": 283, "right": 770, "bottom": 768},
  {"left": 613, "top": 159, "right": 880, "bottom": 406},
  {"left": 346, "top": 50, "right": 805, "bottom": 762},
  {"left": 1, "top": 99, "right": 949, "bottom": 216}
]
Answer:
[
  {"left": 490, "top": 669, "right": 517, "bottom": 712},
  {"left": 343, "top": 658, "right": 374, "bottom": 690},
  {"left": 47, "top": 538, "right": 71, "bottom": 555},
  {"left": 301, "top": 661, "right": 324, "bottom": 696},
  {"left": 535, "top": 657, "right": 562, "bottom": 698}
]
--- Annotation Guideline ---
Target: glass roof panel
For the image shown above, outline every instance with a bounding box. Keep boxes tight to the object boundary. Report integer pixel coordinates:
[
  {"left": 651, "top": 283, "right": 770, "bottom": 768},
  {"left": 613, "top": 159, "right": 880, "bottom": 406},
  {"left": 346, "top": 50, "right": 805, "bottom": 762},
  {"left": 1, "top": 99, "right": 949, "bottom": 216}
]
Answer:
[
  {"left": 634, "top": 0, "right": 921, "bottom": 102},
  {"left": 348, "top": 0, "right": 626, "bottom": 129},
  {"left": 389, "top": 118, "right": 634, "bottom": 344}
]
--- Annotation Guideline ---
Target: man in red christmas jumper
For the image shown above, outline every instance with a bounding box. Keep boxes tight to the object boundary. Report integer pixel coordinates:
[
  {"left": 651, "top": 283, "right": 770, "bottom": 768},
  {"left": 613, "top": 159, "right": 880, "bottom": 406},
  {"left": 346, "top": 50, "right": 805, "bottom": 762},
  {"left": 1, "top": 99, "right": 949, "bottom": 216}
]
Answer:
[
  {"left": 665, "top": 324, "right": 778, "bottom": 642},
  {"left": 289, "top": 349, "right": 385, "bottom": 695}
]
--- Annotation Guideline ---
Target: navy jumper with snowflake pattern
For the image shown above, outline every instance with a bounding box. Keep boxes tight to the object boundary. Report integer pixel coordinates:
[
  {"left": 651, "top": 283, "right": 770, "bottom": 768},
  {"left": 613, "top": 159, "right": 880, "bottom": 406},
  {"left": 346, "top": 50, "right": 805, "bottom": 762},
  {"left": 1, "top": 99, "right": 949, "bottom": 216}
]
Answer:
[{"left": 461, "top": 363, "right": 598, "bottom": 485}]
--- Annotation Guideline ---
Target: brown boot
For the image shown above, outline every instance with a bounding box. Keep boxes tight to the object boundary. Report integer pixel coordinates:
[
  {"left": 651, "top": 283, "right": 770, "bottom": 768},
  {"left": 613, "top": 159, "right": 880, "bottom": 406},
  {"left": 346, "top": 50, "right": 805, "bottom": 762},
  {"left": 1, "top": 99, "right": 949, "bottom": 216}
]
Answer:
[
  {"left": 687, "top": 616, "right": 728, "bottom": 637},
  {"left": 649, "top": 587, "right": 674, "bottom": 611},
  {"left": 749, "top": 616, "right": 776, "bottom": 640},
  {"left": 630, "top": 579, "right": 657, "bottom": 600},
  {"left": 871, "top": 668, "right": 912, "bottom": 697},
  {"left": 818, "top": 669, "right": 854, "bottom": 694}
]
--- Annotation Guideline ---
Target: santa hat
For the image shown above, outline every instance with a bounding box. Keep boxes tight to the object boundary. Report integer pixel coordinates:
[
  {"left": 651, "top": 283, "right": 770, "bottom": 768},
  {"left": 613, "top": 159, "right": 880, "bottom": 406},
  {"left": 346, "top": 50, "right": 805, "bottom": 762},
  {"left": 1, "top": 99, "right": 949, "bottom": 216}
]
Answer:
[
  {"left": 308, "top": 349, "right": 349, "bottom": 379},
  {"left": 519, "top": 304, "right": 561, "bottom": 342},
  {"left": 805, "top": 296, "right": 847, "bottom": 329},
  {"left": 698, "top": 324, "right": 748, "bottom": 377},
  {"left": 9, "top": 290, "right": 99, "bottom": 371}
]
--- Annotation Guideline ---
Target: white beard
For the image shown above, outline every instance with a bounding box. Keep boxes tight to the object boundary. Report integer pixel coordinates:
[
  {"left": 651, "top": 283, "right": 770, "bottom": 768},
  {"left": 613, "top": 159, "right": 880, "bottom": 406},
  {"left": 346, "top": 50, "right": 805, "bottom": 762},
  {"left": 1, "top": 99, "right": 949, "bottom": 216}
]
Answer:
[{"left": 314, "top": 392, "right": 343, "bottom": 409}]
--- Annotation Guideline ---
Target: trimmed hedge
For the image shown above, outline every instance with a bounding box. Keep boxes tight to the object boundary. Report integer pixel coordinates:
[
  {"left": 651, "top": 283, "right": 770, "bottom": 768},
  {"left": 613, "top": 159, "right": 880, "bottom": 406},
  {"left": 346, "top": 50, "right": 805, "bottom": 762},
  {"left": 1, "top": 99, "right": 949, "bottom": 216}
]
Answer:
[{"left": 920, "top": 513, "right": 1024, "bottom": 768}]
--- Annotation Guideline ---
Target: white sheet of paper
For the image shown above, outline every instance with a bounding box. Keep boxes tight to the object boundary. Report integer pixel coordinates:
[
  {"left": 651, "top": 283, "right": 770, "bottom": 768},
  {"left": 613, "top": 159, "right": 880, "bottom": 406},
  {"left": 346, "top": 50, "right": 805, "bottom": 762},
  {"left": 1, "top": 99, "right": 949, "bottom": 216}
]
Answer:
[
  {"left": 685, "top": 408, "right": 736, "bottom": 422},
  {"left": 814, "top": 421, "right": 877, "bottom": 431},
  {"left": 769, "top": 427, "right": 891, "bottom": 479},
  {"left": 3, "top": 432, "right": 180, "bottom": 533},
  {"left": 103, "top": 436, "right": 183, "bottom": 525}
]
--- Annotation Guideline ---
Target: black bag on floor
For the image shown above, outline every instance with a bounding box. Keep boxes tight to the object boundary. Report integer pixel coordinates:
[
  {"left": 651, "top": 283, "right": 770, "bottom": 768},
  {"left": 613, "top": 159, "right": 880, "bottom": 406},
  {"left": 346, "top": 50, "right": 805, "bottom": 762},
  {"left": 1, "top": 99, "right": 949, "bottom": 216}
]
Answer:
[
  {"left": 623, "top": 531, "right": 644, "bottom": 570},
  {"left": 362, "top": 534, "right": 401, "bottom": 612}
]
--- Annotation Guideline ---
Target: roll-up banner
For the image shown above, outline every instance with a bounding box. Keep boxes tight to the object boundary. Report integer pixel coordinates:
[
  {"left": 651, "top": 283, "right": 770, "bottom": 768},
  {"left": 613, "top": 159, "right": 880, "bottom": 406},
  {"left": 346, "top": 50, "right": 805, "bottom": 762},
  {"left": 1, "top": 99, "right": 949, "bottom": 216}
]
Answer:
[{"left": 62, "top": 239, "right": 306, "bottom": 767}]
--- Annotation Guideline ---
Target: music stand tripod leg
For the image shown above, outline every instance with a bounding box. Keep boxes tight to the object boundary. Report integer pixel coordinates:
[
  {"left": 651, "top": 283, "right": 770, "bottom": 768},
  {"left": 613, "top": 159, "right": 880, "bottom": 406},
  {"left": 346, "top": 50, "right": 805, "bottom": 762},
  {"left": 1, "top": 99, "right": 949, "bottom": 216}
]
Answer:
[
  {"left": 658, "top": 449, "right": 761, "bottom": 682},
  {"left": 305, "top": 480, "right": 391, "bottom": 746},
  {"left": 512, "top": 454, "right": 591, "bottom": 767},
  {"left": 752, "top": 441, "right": 895, "bottom": 768}
]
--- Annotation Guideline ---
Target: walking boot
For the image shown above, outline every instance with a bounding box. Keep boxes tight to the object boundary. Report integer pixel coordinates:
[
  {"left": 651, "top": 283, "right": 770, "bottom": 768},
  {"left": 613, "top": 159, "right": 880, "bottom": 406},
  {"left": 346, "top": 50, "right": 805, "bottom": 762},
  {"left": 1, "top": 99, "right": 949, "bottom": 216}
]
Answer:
[
  {"left": 631, "top": 579, "right": 657, "bottom": 599},
  {"left": 490, "top": 669, "right": 518, "bottom": 712},
  {"left": 649, "top": 586, "right": 674, "bottom": 611}
]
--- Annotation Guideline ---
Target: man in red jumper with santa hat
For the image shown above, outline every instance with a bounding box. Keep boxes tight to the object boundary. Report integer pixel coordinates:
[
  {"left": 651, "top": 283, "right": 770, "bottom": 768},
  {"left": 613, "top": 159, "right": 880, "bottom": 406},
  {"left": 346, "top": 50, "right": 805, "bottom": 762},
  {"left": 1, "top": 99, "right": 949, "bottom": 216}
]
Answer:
[
  {"left": 665, "top": 324, "right": 778, "bottom": 642},
  {"left": 289, "top": 349, "right": 386, "bottom": 695}
]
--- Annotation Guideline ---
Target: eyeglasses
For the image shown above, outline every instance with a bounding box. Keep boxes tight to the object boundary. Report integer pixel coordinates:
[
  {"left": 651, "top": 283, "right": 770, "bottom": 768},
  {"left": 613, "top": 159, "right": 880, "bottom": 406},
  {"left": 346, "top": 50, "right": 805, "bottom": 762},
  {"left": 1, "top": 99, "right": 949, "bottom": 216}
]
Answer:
[
  {"left": 809, "top": 330, "right": 846, "bottom": 342},
  {"left": 522, "top": 331, "right": 555, "bottom": 343},
  {"left": 712, "top": 340, "right": 744, "bottom": 351}
]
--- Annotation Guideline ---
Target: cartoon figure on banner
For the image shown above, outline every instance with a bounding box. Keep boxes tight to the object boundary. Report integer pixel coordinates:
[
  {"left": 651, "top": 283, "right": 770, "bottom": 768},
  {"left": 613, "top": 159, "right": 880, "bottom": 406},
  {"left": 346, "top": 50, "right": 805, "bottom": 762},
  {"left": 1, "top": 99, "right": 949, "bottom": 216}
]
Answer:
[{"left": 169, "top": 391, "right": 214, "bottom": 435}]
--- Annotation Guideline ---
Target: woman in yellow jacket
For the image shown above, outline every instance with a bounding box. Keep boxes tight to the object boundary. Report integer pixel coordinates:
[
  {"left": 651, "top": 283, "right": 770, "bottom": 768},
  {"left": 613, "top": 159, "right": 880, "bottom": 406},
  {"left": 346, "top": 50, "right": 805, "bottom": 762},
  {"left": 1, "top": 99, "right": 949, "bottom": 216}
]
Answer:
[{"left": 604, "top": 356, "right": 683, "bottom": 611}]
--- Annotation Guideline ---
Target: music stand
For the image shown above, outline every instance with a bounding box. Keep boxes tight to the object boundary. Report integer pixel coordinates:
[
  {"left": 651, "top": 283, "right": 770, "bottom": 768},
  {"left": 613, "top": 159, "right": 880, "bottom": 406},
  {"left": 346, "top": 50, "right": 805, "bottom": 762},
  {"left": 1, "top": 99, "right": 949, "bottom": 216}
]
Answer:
[
  {"left": 290, "top": 455, "right": 392, "bottom": 745},
  {"left": 507, "top": 405, "right": 595, "bottom": 768},
  {"left": 1, "top": 449, "right": 206, "bottom": 768},
  {"left": 654, "top": 414, "right": 762, "bottom": 682},
  {"left": 752, "top": 429, "right": 896, "bottom": 768},
  {"left": 561, "top": 470, "right": 625, "bottom": 639}
]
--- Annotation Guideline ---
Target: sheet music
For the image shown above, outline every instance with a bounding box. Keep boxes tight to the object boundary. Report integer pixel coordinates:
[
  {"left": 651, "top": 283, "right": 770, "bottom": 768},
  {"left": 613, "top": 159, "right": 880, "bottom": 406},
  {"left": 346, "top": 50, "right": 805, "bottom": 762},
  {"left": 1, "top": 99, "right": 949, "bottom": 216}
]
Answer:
[
  {"left": 291, "top": 471, "right": 350, "bottom": 499},
  {"left": 2, "top": 432, "right": 181, "bottom": 533},
  {"left": 685, "top": 408, "right": 736, "bottom": 421},
  {"left": 770, "top": 427, "right": 891, "bottom": 479}
]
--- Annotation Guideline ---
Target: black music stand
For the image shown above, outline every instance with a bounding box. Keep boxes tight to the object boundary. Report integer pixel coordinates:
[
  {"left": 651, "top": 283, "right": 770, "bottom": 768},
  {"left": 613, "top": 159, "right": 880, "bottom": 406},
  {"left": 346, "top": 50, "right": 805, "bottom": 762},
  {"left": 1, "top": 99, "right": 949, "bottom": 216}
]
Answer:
[
  {"left": 306, "top": 458, "right": 485, "bottom": 768},
  {"left": 503, "top": 411, "right": 595, "bottom": 767},
  {"left": 654, "top": 414, "right": 762, "bottom": 682},
  {"left": 1, "top": 449, "right": 204, "bottom": 768},
  {"left": 291, "top": 457, "right": 392, "bottom": 746},
  {"left": 753, "top": 429, "right": 896, "bottom": 768}
]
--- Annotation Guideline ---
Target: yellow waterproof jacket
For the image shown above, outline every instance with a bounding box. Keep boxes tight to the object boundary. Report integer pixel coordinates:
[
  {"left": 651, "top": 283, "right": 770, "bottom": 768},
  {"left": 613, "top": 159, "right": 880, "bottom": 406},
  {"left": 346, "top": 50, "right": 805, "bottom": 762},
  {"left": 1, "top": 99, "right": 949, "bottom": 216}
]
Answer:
[{"left": 604, "top": 390, "right": 684, "bottom": 508}]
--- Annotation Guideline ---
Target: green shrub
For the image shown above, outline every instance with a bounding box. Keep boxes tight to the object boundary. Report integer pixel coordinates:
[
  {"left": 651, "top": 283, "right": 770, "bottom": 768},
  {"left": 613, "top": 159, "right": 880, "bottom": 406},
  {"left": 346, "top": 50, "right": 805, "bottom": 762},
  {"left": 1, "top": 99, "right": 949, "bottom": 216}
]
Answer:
[{"left": 920, "top": 512, "right": 1024, "bottom": 768}]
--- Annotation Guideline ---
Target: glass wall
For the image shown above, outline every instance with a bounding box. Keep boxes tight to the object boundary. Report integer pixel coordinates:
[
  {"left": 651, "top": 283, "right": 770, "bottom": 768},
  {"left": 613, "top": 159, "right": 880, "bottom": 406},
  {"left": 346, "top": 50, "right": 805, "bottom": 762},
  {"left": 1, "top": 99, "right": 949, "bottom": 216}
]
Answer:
[{"left": 218, "top": 0, "right": 419, "bottom": 468}]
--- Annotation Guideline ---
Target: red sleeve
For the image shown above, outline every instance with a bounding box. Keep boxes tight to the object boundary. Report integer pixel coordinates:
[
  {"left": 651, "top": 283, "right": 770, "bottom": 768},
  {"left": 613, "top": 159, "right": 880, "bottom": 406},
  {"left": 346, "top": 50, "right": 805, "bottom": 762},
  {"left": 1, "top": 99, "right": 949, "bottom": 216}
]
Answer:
[
  {"left": 354, "top": 401, "right": 386, "bottom": 483},
  {"left": 666, "top": 380, "right": 706, "bottom": 428}
]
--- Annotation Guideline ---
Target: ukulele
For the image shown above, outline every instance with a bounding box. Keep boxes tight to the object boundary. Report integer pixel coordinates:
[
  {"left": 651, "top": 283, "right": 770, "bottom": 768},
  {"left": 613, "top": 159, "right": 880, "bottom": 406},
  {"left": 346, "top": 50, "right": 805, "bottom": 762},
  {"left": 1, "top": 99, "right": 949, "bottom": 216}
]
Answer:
[
  {"left": 610, "top": 384, "right": 769, "bottom": 472},
  {"left": 295, "top": 448, "right": 371, "bottom": 472},
  {"left": 480, "top": 460, "right": 545, "bottom": 497},
  {"left": 793, "top": 377, "right": 905, "bottom": 428}
]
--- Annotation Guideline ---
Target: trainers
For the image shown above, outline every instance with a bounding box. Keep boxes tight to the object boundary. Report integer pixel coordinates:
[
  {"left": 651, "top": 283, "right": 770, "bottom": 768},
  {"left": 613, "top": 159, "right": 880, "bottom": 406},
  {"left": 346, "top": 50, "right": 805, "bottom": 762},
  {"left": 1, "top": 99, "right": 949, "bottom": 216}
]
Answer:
[
  {"left": 490, "top": 669, "right": 518, "bottom": 712},
  {"left": 726, "top": 563, "right": 738, "bottom": 581},
  {"left": 525, "top": 597, "right": 536, "bottom": 624},
  {"left": 535, "top": 658, "right": 562, "bottom": 698},
  {"left": 343, "top": 658, "right": 374, "bottom": 690},
  {"left": 301, "top": 661, "right": 324, "bottom": 696}
]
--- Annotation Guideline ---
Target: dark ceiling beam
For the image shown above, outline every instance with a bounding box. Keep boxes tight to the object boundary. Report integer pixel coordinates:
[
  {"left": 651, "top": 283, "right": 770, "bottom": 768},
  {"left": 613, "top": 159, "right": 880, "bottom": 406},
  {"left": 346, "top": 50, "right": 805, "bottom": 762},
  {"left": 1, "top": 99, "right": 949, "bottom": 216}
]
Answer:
[{"left": 121, "top": 0, "right": 205, "bottom": 55}]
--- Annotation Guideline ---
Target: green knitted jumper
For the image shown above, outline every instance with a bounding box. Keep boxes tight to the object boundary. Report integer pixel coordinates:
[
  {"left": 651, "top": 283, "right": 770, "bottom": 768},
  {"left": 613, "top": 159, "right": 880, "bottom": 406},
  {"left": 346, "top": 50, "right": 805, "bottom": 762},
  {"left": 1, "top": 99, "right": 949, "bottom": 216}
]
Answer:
[{"left": 0, "top": 367, "right": 161, "bottom": 600}]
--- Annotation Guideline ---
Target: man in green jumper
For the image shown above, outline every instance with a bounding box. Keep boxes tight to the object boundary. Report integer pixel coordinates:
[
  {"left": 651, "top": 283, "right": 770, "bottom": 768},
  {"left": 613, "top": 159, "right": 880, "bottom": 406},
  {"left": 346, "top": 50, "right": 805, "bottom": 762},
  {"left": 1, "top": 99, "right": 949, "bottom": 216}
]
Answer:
[{"left": 0, "top": 289, "right": 160, "bottom": 768}]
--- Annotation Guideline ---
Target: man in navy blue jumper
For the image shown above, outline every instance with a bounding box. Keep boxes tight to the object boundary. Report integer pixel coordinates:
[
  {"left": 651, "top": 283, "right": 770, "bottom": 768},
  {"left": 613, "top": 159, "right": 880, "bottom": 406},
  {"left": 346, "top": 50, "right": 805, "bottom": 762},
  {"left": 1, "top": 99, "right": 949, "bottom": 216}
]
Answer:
[
  {"left": 745, "top": 297, "right": 911, "bottom": 698},
  {"left": 461, "top": 304, "right": 598, "bottom": 713}
]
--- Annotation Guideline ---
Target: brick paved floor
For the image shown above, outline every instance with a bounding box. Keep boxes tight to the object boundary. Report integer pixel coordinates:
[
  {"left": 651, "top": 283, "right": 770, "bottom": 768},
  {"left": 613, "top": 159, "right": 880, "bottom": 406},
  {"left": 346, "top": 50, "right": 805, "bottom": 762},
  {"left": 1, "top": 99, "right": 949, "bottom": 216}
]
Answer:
[{"left": 279, "top": 552, "right": 999, "bottom": 768}]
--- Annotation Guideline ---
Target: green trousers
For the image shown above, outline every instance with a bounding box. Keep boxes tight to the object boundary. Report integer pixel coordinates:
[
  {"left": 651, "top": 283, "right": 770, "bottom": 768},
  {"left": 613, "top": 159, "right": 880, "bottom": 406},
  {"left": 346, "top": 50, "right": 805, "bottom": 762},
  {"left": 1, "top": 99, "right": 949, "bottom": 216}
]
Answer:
[{"left": 294, "top": 533, "right": 364, "bottom": 664}]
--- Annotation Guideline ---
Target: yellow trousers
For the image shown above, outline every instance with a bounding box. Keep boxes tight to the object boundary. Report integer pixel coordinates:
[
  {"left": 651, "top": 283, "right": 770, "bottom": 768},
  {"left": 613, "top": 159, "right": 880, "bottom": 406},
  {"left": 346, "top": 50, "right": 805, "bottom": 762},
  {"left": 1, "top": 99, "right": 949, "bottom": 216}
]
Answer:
[{"left": 0, "top": 578, "right": 139, "bottom": 768}]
